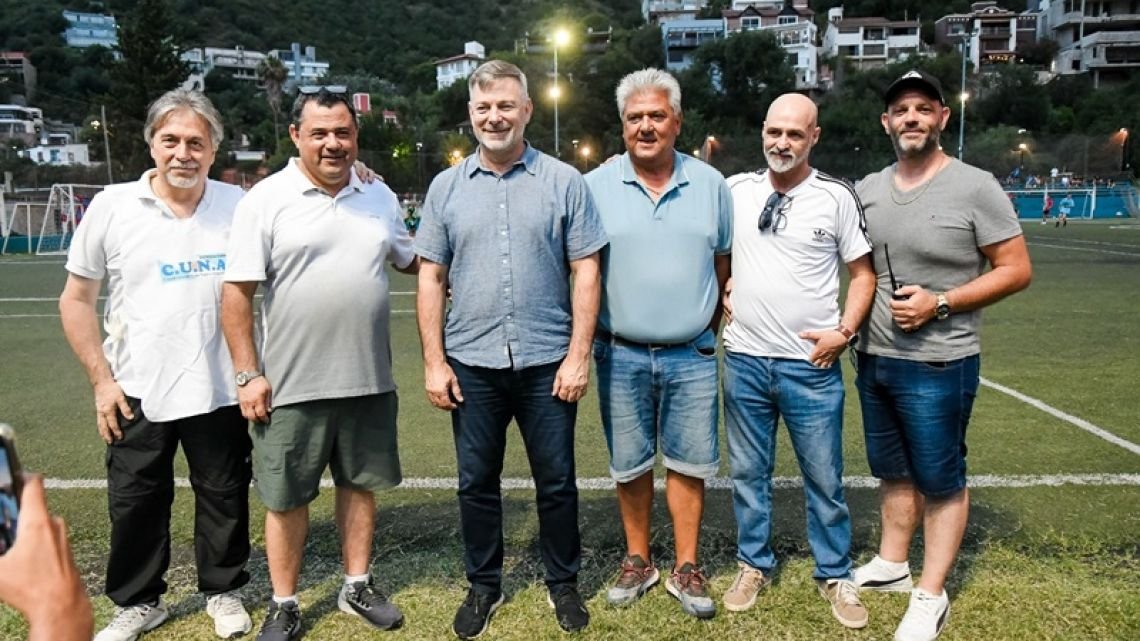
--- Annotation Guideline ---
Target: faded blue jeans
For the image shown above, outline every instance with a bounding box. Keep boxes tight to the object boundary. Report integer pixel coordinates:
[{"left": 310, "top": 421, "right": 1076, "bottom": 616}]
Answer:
[{"left": 724, "top": 352, "right": 853, "bottom": 579}]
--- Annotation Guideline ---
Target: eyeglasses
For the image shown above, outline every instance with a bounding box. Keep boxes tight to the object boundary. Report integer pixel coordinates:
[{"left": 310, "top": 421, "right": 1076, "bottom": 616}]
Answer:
[
  {"left": 758, "top": 191, "right": 790, "bottom": 233},
  {"left": 298, "top": 85, "right": 348, "bottom": 95}
]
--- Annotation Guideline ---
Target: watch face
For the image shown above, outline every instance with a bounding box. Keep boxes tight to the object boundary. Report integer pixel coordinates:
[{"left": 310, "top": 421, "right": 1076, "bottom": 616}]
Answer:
[{"left": 236, "top": 373, "right": 248, "bottom": 385}]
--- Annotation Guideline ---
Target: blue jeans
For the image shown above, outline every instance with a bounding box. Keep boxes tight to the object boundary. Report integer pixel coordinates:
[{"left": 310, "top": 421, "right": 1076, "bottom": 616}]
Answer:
[
  {"left": 449, "top": 359, "right": 580, "bottom": 593},
  {"left": 855, "top": 351, "right": 980, "bottom": 499},
  {"left": 724, "top": 352, "right": 853, "bottom": 579},
  {"left": 593, "top": 328, "right": 720, "bottom": 482}
]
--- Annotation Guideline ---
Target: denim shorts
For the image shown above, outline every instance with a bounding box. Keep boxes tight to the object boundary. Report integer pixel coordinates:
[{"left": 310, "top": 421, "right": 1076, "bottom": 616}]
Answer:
[
  {"left": 855, "top": 351, "right": 979, "bottom": 499},
  {"left": 593, "top": 327, "right": 720, "bottom": 483}
]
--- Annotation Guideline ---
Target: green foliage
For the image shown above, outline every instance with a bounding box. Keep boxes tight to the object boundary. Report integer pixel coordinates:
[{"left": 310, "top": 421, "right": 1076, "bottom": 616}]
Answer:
[{"left": 105, "top": 0, "right": 190, "bottom": 177}]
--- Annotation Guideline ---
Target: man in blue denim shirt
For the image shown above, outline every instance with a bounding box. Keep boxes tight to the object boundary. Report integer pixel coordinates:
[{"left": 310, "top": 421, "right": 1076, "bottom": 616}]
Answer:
[
  {"left": 414, "top": 60, "right": 607, "bottom": 640},
  {"left": 585, "top": 68, "right": 731, "bottom": 620}
]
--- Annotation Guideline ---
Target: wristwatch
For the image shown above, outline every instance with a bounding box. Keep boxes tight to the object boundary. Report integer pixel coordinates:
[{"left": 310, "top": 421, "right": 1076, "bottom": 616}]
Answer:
[
  {"left": 235, "top": 370, "right": 262, "bottom": 387},
  {"left": 837, "top": 324, "right": 859, "bottom": 347},
  {"left": 935, "top": 293, "right": 951, "bottom": 321}
]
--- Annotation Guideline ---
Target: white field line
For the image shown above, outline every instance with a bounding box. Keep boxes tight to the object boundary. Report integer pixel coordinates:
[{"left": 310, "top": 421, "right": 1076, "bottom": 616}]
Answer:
[
  {"left": 980, "top": 377, "right": 1140, "bottom": 456},
  {"left": 0, "top": 310, "right": 417, "bottom": 319},
  {"left": 43, "top": 473, "right": 1140, "bottom": 491},
  {"left": 0, "top": 292, "right": 416, "bottom": 302},
  {"left": 1024, "top": 235, "right": 1140, "bottom": 249},
  {"left": 1026, "top": 241, "right": 1140, "bottom": 258}
]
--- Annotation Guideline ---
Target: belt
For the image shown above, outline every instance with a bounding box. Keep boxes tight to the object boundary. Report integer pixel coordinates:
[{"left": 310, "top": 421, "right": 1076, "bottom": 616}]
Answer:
[{"left": 595, "top": 328, "right": 689, "bottom": 350}]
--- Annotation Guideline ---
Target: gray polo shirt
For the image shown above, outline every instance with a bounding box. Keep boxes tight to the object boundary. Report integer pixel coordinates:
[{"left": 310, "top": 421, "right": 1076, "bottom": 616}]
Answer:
[{"left": 415, "top": 144, "right": 607, "bottom": 370}]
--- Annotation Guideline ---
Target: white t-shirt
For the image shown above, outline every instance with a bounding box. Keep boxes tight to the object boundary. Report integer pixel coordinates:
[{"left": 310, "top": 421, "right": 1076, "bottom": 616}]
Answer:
[
  {"left": 723, "top": 169, "right": 871, "bottom": 360},
  {"left": 224, "top": 159, "right": 415, "bottom": 406},
  {"left": 65, "top": 172, "right": 244, "bottom": 421}
]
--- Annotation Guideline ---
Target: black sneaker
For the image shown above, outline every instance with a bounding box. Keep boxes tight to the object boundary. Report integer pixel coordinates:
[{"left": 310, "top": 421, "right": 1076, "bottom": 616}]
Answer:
[
  {"left": 452, "top": 588, "right": 504, "bottom": 639},
  {"left": 338, "top": 579, "right": 404, "bottom": 630},
  {"left": 256, "top": 600, "right": 301, "bottom": 641},
  {"left": 547, "top": 585, "right": 589, "bottom": 633}
]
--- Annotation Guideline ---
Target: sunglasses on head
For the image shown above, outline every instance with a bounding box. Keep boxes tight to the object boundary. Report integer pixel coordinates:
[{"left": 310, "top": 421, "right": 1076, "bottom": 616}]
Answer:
[
  {"left": 298, "top": 85, "right": 348, "bottom": 96},
  {"left": 758, "top": 191, "right": 789, "bottom": 233}
]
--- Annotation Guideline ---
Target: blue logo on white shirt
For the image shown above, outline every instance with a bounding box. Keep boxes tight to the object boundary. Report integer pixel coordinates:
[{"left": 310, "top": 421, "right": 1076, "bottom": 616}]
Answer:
[{"left": 159, "top": 254, "right": 226, "bottom": 281}]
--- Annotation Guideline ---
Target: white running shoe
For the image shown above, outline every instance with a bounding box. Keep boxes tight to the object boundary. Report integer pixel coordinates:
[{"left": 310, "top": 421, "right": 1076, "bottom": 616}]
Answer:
[
  {"left": 853, "top": 555, "right": 914, "bottom": 592},
  {"left": 94, "top": 601, "right": 170, "bottom": 641},
  {"left": 894, "top": 588, "right": 950, "bottom": 641},
  {"left": 206, "top": 591, "right": 253, "bottom": 638}
]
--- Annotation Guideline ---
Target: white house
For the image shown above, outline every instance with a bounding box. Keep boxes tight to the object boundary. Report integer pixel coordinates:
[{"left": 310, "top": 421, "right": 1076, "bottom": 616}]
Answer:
[
  {"left": 434, "top": 42, "right": 486, "bottom": 90},
  {"left": 823, "top": 7, "right": 923, "bottom": 69}
]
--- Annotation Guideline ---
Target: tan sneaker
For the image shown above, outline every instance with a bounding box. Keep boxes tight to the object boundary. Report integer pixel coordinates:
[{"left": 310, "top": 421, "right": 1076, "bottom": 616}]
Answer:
[
  {"left": 723, "top": 562, "right": 771, "bottom": 612},
  {"left": 817, "top": 578, "right": 869, "bottom": 629}
]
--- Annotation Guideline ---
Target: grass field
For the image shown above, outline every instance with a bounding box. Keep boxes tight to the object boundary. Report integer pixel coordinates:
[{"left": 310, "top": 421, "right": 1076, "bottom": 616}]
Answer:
[{"left": 1, "top": 220, "right": 1138, "bottom": 640}]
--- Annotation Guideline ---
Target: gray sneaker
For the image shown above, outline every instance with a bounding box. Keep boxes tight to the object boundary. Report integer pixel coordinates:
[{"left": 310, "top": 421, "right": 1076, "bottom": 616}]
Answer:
[
  {"left": 338, "top": 579, "right": 404, "bottom": 630},
  {"left": 606, "top": 555, "right": 660, "bottom": 606},
  {"left": 665, "top": 563, "right": 716, "bottom": 619},
  {"left": 255, "top": 600, "right": 301, "bottom": 641}
]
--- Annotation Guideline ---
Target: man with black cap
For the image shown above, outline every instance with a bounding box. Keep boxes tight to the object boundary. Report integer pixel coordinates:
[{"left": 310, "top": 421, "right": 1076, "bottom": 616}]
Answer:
[{"left": 849, "top": 69, "right": 1032, "bottom": 641}]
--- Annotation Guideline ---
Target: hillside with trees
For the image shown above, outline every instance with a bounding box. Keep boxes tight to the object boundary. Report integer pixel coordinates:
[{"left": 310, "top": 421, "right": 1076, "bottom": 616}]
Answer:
[{"left": 0, "top": 0, "right": 1135, "bottom": 191}]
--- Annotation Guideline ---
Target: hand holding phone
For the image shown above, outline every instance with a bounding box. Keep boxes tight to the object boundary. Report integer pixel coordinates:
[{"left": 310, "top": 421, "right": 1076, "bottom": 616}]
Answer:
[{"left": 0, "top": 423, "right": 22, "bottom": 555}]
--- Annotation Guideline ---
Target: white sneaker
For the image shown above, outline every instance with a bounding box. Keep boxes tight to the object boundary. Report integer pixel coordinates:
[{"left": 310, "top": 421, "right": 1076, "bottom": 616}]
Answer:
[
  {"left": 894, "top": 588, "right": 950, "bottom": 641},
  {"left": 206, "top": 591, "right": 253, "bottom": 638},
  {"left": 94, "top": 601, "right": 170, "bottom": 641},
  {"left": 853, "top": 555, "right": 914, "bottom": 592}
]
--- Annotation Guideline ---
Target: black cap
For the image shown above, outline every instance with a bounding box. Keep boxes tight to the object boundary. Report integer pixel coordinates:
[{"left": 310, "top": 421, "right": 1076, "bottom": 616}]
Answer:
[{"left": 884, "top": 70, "right": 945, "bottom": 107}]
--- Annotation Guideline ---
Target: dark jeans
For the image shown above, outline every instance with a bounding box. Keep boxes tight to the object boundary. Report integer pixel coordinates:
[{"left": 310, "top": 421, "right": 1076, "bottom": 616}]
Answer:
[
  {"left": 105, "top": 400, "right": 252, "bottom": 606},
  {"left": 449, "top": 359, "right": 581, "bottom": 594}
]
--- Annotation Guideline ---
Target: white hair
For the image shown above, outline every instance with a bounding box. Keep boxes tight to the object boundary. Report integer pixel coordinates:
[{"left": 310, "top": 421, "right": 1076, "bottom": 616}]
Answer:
[
  {"left": 615, "top": 68, "right": 682, "bottom": 117},
  {"left": 143, "top": 89, "right": 224, "bottom": 148}
]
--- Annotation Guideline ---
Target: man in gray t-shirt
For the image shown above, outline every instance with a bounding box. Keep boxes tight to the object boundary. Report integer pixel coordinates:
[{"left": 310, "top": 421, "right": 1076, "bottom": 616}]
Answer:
[{"left": 849, "top": 70, "right": 1032, "bottom": 641}]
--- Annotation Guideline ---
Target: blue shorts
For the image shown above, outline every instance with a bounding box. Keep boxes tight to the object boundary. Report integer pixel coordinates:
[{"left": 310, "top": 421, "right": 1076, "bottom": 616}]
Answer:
[
  {"left": 593, "top": 328, "right": 720, "bottom": 483},
  {"left": 855, "top": 352, "right": 980, "bottom": 499}
]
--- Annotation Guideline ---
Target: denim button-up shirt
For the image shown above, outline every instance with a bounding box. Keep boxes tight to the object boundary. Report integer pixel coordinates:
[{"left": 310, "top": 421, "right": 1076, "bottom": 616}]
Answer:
[{"left": 415, "top": 144, "right": 608, "bottom": 370}]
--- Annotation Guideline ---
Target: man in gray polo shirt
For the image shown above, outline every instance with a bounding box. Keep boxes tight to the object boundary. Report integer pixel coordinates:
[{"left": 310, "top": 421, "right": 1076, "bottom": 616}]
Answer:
[
  {"left": 415, "top": 60, "right": 606, "bottom": 640},
  {"left": 222, "top": 87, "right": 418, "bottom": 641}
]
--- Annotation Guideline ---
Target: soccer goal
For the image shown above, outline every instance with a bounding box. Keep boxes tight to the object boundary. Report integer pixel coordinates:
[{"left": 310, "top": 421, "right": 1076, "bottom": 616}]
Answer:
[
  {"left": 33, "top": 184, "right": 104, "bottom": 255},
  {"left": 1008, "top": 187, "right": 1097, "bottom": 221}
]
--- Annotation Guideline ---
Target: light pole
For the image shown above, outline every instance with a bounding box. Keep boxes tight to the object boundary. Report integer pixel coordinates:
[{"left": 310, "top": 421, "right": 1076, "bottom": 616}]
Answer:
[
  {"left": 415, "top": 141, "right": 424, "bottom": 197},
  {"left": 703, "top": 135, "right": 716, "bottom": 165},
  {"left": 551, "top": 28, "right": 570, "bottom": 157},
  {"left": 1019, "top": 142, "right": 1027, "bottom": 168},
  {"left": 94, "top": 105, "right": 113, "bottom": 184},
  {"left": 957, "top": 32, "right": 975, "bottom": 160},
  {"left": 1122, "top": 128, "right": 1130, "bottom": 172},
  {"left": 580, "top": 145, "right": 591, "bottom": 171}
]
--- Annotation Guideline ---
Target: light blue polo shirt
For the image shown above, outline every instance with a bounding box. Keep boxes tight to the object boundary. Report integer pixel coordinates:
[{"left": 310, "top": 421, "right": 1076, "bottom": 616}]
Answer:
[{"left": 585, "top": 151, "right": 732, "bottom": 343}]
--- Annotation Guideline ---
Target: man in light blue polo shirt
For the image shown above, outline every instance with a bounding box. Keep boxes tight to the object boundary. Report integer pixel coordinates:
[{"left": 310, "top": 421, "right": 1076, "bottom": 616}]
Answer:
[
  {"left": 415, "top": 60, "right": 607, "bottom": 640},
  {"left": 585, "top": 67, "right": 732, "bottom": 620}
]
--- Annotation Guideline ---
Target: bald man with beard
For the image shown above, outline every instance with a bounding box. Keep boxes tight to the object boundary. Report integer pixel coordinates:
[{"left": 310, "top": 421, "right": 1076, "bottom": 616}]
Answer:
[{"left": 720, "top": 93, "right": 876, "bottom": 628}]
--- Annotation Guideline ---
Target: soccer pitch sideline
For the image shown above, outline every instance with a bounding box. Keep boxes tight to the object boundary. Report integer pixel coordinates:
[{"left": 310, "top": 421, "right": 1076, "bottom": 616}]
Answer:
[{"left": 1, "top": 220, "right": 1138, "bottom": 640}]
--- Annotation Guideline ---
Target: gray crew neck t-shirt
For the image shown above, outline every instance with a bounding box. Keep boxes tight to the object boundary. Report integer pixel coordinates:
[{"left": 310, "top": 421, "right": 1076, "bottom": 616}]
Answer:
[{"left": 855, "top": 158, "right": 1022, "bottom": 361}]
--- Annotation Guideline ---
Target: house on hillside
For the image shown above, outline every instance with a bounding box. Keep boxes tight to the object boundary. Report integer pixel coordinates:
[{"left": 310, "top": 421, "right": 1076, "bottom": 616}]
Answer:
[
  {"left": 934, "top": 1, "right": 1039, "bottom": 72},
  {"left": 662, "top": 18, "right": 726, "bottom": 71},
  {"left": 435, "top": 42, "right": 485, "bottom": 91},
  {"left": 1037, "top": 0, "right": 1140, "bottom": 85},
  {"left": 823, "top": 7, "right": 924, "bottom": 70},
  {"left": 61, "top": 11, "right": 118, "bottom": 49},
  {"left": 723, "top": 0, "right": 820, "bottom": 90}
]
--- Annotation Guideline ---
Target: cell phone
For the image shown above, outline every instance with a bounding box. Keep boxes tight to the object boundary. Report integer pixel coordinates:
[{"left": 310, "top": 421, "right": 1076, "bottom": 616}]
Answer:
[{"left": 0, "top": 423, "right": 23, "bottom": 555}]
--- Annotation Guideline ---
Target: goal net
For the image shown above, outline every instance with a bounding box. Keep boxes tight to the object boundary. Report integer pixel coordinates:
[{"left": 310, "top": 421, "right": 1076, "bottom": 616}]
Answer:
[{"left": 33, "top": 184, "right": 104, "bottom": 255}]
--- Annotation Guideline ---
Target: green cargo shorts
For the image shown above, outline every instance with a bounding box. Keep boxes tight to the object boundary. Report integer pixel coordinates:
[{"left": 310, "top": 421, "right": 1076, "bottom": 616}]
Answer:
[{"left": 249, "top": 392, "right": 402, "bottom": 511}]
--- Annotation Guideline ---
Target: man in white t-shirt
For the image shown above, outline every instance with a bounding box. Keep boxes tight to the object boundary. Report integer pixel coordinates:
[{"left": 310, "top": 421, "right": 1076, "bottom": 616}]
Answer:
[
  {"left": 221, "top": 87, "right": 418, "bottom": 641},
  {"left": 720, "top": 93, "right": 876, "bottom": 628},
  {"left": 59, "top": 89, "right": 254, "bottom": 641}
]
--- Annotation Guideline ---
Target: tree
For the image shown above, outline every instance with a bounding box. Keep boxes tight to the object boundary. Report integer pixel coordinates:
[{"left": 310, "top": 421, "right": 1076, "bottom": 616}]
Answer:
[
  {"left": 105, "top": 0, "right": 189, "bottom": 177},
  {"left": 257, "top": 56, "right": 288, "bottom": 151}
]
